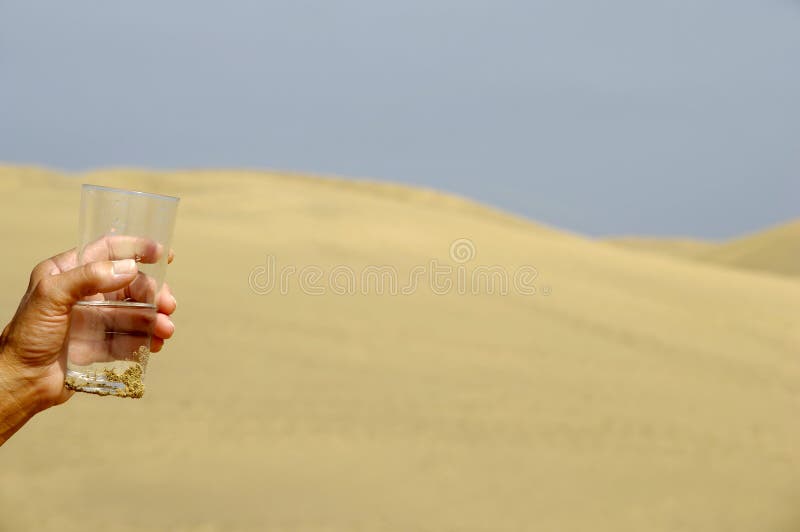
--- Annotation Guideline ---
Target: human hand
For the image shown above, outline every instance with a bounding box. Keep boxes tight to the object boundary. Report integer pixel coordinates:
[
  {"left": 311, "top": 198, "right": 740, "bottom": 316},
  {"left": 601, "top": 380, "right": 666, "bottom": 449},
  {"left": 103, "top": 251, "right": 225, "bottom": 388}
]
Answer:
[{"left": 0, "top": 239, "right": 177, "bottom": 444}]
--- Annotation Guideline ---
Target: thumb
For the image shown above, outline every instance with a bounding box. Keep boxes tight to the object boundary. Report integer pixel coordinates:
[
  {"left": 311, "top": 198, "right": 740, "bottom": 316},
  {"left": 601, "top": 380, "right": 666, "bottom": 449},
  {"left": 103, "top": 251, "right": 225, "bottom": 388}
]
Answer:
[{"left": 30, "top": 259, "right": 139, "bottom": 315}]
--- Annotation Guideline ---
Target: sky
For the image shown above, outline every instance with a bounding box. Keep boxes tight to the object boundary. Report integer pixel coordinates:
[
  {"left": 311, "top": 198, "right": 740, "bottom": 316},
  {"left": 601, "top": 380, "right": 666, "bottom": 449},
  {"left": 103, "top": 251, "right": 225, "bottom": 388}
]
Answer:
[{"left": 1, "top": 0, "right": 798, "bottom": 239}]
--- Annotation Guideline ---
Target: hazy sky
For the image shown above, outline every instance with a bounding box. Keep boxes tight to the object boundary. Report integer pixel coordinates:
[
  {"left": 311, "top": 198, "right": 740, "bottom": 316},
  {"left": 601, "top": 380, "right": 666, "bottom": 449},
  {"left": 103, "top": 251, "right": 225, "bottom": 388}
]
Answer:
[{"left": 1, "top": 1, "right": 798, "bottom": 238}]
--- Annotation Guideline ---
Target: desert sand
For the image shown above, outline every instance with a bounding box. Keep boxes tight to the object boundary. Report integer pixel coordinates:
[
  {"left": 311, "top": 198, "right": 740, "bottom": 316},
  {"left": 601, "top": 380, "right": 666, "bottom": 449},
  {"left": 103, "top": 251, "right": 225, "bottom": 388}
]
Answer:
[
  {"left": 608, "top": 219, "right": 800, "bottom": 278},
  {"left": 0, "top": 166, "right": 798, "bottom": 531}
]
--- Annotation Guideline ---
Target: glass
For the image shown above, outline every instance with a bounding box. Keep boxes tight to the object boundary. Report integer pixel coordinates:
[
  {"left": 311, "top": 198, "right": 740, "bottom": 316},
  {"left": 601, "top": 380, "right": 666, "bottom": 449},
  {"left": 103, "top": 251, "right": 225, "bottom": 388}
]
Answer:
[{"left": 64, "top": 185, "right": 179, "bottom": 398}]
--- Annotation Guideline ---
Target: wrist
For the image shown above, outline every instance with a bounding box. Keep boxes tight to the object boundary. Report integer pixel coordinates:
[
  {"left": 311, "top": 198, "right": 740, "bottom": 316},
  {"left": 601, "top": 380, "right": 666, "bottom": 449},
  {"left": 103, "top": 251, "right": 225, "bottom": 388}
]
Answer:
[{"left": 0, "top": 348, "right": 45, "bottom": 445}]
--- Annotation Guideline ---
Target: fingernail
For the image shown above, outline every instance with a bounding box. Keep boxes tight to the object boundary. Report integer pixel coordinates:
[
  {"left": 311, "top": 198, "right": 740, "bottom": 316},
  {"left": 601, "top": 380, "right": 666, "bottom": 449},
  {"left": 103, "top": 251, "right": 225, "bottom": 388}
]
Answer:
[
  {"left": 170, "top": 294, "right": 178, "bottom": 308},
  {"left": 112, "top": 259, "right": 138, "bottom": 275}
]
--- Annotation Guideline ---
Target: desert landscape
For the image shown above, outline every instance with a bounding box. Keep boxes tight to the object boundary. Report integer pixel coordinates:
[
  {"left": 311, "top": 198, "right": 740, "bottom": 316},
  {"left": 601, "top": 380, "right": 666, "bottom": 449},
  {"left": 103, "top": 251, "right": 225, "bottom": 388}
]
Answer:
[{"left": 0, "top": 166, "right": 798, "bottom": 532}]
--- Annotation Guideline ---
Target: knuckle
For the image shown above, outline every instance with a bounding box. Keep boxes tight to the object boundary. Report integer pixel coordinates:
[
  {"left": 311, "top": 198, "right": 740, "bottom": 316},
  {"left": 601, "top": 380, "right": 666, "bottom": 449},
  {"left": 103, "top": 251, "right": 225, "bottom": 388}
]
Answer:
[
  {"left": 31, "top": 262, "right": 49, "bottom": 279},
  {"left": 33, "top": 276, "right": 55, "bottom": 297},
  {"left": 29, "top": 262, "right": 52, "bottom": 286},
  {"left": 81, "top": 261, "right": 107, "bottom": 286},
  {"left": 84, "top": 261, "right": 102, "bottom": 280},
  {"left": 30, "top": 276, "right": 63, "bottom": 311}
]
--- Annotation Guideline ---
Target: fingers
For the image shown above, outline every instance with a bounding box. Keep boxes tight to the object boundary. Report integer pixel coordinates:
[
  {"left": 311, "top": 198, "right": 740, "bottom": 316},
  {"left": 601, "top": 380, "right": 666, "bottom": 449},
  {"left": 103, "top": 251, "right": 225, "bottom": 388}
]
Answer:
[
  {"left": 82, "top": 235, "right": 166, "bottom": 265},
  {"left": 153, "top": 313, "right": 175, "bottom": 340},
  {"left": 29, "top": 259, "right": 139, "bottom": 315},
  {"left": 156, "top": 283, "right": 177, "bottom": 315},
  {"left": 68, "top": 305, "right": 172, "bottom": 364},
  {"left": 152, "top": 282, "right": 176, "bottom": 354},
  {"left": 29, "top": 243, "right": 174, "bottom": 289},
  {"left": 150, "top": 312, "right": 174, "bottom": 353},
  {"left": 124, "top": 272, "right": 158, "bottom": 305},
  {"left": 96, "top": 304, "right": 157, "bottom": 335},
  {"left": 150, "top": 337, "right": 164, "bottom": 353},
  {"left": 28, "top": 249, "right": 78, "bottom": 288},
  {"left": 67, "top": 327, "right": 150, "bottom": 365}
]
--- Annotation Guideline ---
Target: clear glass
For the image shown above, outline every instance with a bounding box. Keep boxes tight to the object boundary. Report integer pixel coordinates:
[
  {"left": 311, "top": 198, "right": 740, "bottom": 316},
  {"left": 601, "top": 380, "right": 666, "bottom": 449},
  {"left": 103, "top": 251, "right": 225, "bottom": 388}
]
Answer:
[{"left": 64, "top": 185, "right": 179, "bottom": 398}]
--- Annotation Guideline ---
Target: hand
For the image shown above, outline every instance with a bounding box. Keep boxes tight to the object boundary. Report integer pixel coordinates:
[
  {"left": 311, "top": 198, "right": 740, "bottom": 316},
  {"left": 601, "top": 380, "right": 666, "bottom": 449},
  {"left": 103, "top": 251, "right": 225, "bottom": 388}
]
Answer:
[{"left": 0, "top": 241, "right": 177, "bottom": 444}]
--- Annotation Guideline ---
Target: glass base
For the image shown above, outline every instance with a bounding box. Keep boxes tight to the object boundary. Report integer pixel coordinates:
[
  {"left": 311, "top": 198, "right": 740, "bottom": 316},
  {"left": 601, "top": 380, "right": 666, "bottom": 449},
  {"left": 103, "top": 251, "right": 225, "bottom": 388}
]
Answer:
[{"left": 65, "top": 365, "right": 145, "bottom": 398}]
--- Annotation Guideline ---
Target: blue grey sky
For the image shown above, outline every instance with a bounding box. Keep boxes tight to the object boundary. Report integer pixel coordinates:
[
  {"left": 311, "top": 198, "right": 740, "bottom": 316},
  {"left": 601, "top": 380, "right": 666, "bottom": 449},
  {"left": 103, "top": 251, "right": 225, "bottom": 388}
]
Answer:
[{"left": 1, "top": 1, "right": 798, "bottom": 238}]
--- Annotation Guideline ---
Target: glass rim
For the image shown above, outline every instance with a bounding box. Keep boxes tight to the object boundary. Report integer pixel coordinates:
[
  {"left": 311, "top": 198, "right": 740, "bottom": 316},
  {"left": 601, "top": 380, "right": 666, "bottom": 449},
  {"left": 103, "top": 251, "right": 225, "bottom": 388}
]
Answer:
[{"left": 82, "top": 184, "right": 180, "bottom": 202}]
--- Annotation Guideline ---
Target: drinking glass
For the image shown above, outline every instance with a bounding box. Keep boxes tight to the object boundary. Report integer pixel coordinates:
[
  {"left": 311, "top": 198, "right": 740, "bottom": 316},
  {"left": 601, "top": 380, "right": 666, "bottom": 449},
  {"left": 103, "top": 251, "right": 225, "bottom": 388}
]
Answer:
[{"left": 64, "top": 184, "right": 179, "bottom": 398}]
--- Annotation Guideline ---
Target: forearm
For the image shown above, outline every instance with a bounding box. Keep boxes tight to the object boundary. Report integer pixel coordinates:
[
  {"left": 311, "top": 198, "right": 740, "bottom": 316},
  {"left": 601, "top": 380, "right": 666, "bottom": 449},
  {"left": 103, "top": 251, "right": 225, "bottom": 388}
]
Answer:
[{"left": 0, "top": 351, "right": 42, "bottom": 446}]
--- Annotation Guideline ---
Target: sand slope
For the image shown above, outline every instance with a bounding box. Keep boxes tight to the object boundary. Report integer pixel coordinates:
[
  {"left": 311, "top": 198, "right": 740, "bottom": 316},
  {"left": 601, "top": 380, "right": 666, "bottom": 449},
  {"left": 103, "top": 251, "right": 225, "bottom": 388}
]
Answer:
[
  {"left": 607, "top": 219, "right": 800, "bottom": 278},
  {"left": 0, "top": 166, "right": 799, "bottom": 532},
  {"left": 605, "top": 236, "right": 714, "bottom": 259}
]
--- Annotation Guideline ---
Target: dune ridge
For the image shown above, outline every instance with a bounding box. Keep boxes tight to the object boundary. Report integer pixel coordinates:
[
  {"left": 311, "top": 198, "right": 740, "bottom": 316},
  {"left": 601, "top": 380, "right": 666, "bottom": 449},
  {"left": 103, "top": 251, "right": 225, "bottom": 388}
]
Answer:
[{"left": 607, "top": 219, "right": 800, "bottom": 278}]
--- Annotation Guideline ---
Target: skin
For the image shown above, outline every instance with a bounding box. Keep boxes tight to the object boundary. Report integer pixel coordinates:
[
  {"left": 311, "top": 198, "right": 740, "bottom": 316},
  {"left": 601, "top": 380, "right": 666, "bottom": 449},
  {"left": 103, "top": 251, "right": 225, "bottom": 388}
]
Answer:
[{"left": 0, "top": 245, "right": 177, "bottom": 446}]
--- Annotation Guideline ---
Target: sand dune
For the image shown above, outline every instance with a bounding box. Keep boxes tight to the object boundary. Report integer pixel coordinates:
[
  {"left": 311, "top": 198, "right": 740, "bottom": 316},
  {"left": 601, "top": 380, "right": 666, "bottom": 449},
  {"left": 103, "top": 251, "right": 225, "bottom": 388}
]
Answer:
[
  {"left": 605, "top": 236, "right": 714, "bottom": 259},
  {"left": 0, "top": 166, "right": 798, "bottom": 532},
  {"left": 607, "top": 219, "right": 800, "bottom": 278}
]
